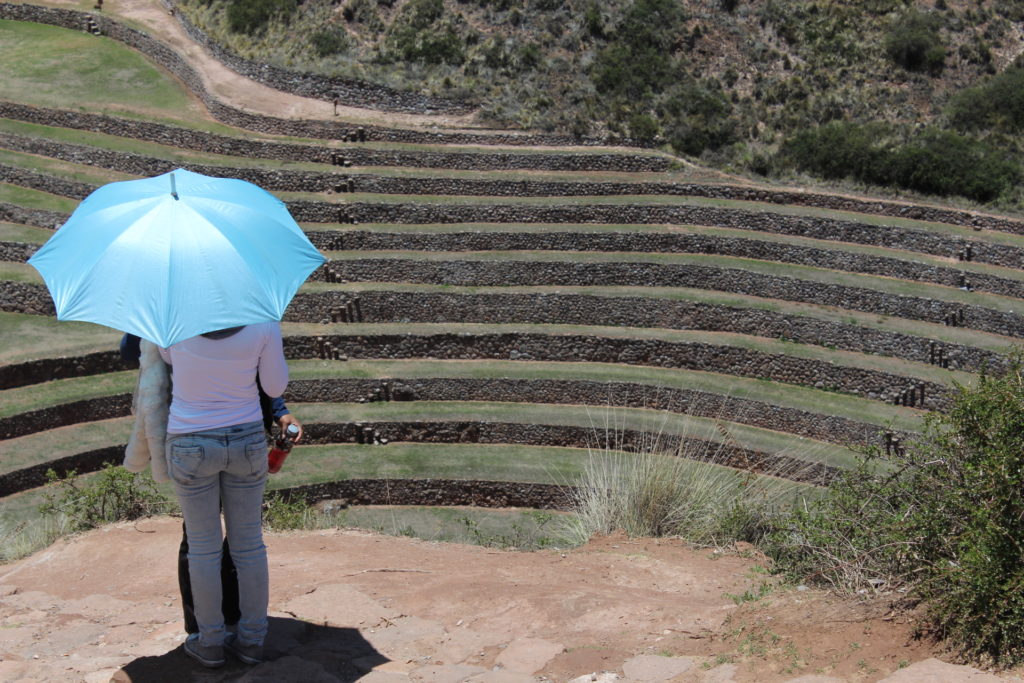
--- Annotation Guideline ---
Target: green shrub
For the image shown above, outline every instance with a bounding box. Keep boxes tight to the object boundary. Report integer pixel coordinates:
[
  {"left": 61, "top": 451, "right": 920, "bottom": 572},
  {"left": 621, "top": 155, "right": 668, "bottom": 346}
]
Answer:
[
  {"left": 947, "top": 67, "right": 1024, "bottom": 134},
  {"left": 311, "top": 28, "right": 349, "bottom": 57},
  {"left": 591, "top": 0, "right": 685, "bottom": 99},
  {"left": 38, "top": 465, "right": 171, "bottom": 532},
  {"left": 778, "top": 122, "right": 1019, "bottom": 203},
  {"left": 662, "top": 80, "right": 738, "bottom": 155},
  {"left": 765, "top": 353, "right": 1024, "bottom": 667},
  {"left": 385, "top": 0, "right": 469, "bottom": 65},
  {"left": 263, "top": 491, "right": 311, "bottom": 531},
  {"left": 227, "top": 0, "right": 297, "bottom": 35},
  {"left": 628, "top": 113, "right": 659, "bottom": 143},
  {"left": 885, "top": 9, "right": 945, "bottom": 73}
]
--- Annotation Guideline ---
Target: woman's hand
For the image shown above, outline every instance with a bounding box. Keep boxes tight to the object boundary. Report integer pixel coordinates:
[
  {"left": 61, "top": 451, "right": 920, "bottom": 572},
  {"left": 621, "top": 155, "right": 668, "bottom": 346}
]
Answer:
[{"left": 278, "top": 414, "right": 303, "bottom": 443}]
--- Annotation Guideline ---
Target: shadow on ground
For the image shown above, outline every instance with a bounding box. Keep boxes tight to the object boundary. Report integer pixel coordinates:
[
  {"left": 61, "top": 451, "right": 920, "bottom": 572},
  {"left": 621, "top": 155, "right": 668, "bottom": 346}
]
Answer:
[{"left": 113, "top": 616, "right": 387, "bottom": 683}]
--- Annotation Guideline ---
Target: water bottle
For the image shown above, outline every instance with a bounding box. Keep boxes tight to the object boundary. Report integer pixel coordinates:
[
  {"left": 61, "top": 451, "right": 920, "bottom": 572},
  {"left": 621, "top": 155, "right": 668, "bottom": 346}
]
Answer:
[{"left": 267, "top": 423, "right": 300, "bottom": 474}]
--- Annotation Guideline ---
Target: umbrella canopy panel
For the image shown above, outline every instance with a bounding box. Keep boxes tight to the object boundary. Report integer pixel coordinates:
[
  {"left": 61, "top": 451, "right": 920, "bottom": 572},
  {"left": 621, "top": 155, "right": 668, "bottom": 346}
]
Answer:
[{"left": 29, "top": 169, "right": 325, "bottom": 347}]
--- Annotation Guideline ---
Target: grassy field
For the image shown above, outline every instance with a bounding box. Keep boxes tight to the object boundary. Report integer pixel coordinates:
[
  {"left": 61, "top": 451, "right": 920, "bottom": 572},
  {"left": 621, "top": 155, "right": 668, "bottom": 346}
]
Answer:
[{"left": 0, "top": 20, "right": 205, "bottom": 124}]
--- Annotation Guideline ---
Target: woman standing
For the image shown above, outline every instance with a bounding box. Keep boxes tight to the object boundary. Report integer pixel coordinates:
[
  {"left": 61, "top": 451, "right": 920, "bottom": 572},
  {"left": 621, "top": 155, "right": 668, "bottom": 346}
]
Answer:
[{"left": 160, "top": 322, "right": 288, "bottom": 668}]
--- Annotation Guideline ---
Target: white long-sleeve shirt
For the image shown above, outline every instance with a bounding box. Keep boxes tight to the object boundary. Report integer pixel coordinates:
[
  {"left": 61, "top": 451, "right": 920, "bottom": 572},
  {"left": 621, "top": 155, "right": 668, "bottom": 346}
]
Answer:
[{"left": 158, "top": 322, "right": 288, "bottom": 434}]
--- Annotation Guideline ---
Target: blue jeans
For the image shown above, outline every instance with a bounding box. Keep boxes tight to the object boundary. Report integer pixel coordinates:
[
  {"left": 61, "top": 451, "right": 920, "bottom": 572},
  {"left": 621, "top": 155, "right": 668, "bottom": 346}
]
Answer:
[{"left": 166, "top": 421, "right": 268, "bottom": 648}]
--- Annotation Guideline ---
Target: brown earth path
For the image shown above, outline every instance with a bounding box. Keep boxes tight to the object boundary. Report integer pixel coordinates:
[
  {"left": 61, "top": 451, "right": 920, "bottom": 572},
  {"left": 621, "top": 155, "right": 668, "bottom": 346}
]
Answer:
[
  {"left": 1, "top": 517, "right": 1021, "bottom": 683},
  {"left": 32, "top": 0, "right": 489, "bottom": 131}
]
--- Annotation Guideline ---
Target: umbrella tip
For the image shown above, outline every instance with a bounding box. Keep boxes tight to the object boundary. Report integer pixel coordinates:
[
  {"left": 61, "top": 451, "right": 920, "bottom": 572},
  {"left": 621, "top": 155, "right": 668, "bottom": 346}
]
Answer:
[{"left": 170, "top": 172, "right": 179, "bottom": 200}]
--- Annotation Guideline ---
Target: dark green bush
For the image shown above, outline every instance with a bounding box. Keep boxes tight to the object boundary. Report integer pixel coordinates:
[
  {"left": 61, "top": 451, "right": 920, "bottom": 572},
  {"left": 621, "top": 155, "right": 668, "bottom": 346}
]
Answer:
[
  {"left": 661, "top": 80, "right": 738, "bottom": 155},
  {"left": 885, "top": 8, "right": 946, "bottom": 73},
  {"left": 765, "top": 354, "right": 1024, "bottom": 667},
  {"left": 888, "top": 129, "right": 1019, "bottom": 202},
  {"left": 628, "top": 113, "right": 659, "bottom": 143},
  {"left": 385, "top": 0, "right": 468, "bottom": 64},
  {"left": 311, "top": 28, "right": 349, "bottom": 57},
  {"left": 947, "top": 67, "right": 1024, "bottom": 134},
  {"left": 591, "top": 0, "right": 685, "bottom": 99},
  {"left": 227, "top": 0, "right": 296, "bottom": 34},
  {"left": 778, "top": 122, "right": 1019, "bottom": 203}
]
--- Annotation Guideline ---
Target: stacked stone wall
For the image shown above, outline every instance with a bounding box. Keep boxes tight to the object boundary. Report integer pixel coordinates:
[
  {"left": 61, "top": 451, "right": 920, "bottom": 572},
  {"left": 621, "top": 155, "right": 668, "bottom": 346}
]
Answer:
[
  {"left": 276, "top": 479, "right": 573, "bottom": 511},
  {"left": 283, "top": 333, "right": 953, "bottom": 409},
  {"left": 0, "top": 202, "right": 66, "bottom": 230},
  {"left": 4, "top": 281, "right": 1004, "bottom": 375},
  {"left": 293, "top": 202, "right": 1024, "bottom": 267},
  {"left": 0, "top": 378, "right": 904, "bottom": 446},
  {"left": 8, "top": 165, "right": 1024, "bottom": 272},
  {"left": 0, "top": 350, "right": 128, "bottom": 390},
  {"left": 286, "top": 290, "right": 1005, "bottom": 373},
  {"left": 315, "top": 259, "right": 1024, "bottom": 339},
  {"left": 309, "top": 230, "right": 1024, "bottom": 300},
  {"left": 0, "top": 110, "right": 668, "bottom": 172},
  {"left": 0, "top": 333, "right": 951, "bottom": 406},
  {"left": 0, "top": 420, "right": 838, "bottom": 498}
]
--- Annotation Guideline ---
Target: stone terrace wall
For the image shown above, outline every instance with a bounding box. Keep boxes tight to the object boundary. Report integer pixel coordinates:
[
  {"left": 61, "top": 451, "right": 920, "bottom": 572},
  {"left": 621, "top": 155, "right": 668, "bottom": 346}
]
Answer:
[
  {"left": 294, "top": 202, "right": 1024, "bottom": 270},
  {"left": 4, "top": 281, "right": 1004, "bottom": 373},
  {"left": 277, "top": 479, "right": 574, "bottom": 511},
  {"left": 0, "top": 445, "right": 123, "bottom": 498},
  {"left": 0, "top": 420, "right": 839, "bottom": 498},
  {"left": 0, "top": 105, "right": 671, "bottom": 172},
  {"left": 0, "top": 394, "right": 132, "bottom": 439},
  {"left": 9, "top": 200, "right": 1024, "bottom": 298},
  {"left": 0, "top": 332, "right": 950, "bottom": 406},
  {"left": 0, "top": 242, "right": 38, "bottom": 264},
  {"left": 310, "top": 230, "right": 1024, "bottom": 300},
  {"left": 0, "top": 202, "right": 65, "bottom": 230},
  {"left": 0, "top": 281, "right": 55, "bottom": 316},
  {"left": 5, "top": 104, "right": 1024, "bottom": 238},
  {"left": 286, "top": 290, "right": 1004, "bottom": 373},
  {"left": 286, "top": 377, "right": 903, "bottom": 447},
  {"left": 299, "top": 421, "right": 841, "bottom": 485},
  {"left": 317, "top": 258, "right": 1024, "bottom": 339},
  {"left": 8, "top": 165, "right": 1024, "bottom": 272},
  {"left": 0, "top": 440, "right": 573, "bottom": 507},
  {"left": 283, "top": 333, "right": 953, "bottom": 409},
  {"left": 0, "top": 350, "right": 128, "bottom": 391},
  {"left": 0, "top": 378, "right": 904, "bottom": 446},
  {"left": 161, "top": 0, "right": 472, "bottom": 115}
]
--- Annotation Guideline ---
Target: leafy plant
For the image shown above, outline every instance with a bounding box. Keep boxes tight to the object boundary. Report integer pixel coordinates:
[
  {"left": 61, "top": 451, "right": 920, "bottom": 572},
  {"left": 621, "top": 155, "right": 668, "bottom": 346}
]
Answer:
[
  {"left": 778, "top": 122, "right": 1020, "bottom": 203},
  {"left": 263, "top": 491, "right": 311, "bottom": 530},
  {"left": 884, "top": 9, "right": 945, "bottom": 74},
  {"left": 947, "top": 67, "right": 1024, "bottom": 134},
  {"left": 38, "top": 465, "right": 171, "bottom": 532},
  {"left": 311, "top": 28, "right": 349, "bottom": 58},
  {"left": 227, "top": 0, "right": 297, "bottom": 35},
  {"left": 765, "top": 353, "right": 1024, "bottom": 667}
]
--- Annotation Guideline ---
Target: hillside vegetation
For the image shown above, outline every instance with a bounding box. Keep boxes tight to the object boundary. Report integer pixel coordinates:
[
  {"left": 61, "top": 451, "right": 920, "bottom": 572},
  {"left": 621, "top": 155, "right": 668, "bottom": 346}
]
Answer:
[{"left": 177, "top": 0, "right": 1024, "bottom": 208}]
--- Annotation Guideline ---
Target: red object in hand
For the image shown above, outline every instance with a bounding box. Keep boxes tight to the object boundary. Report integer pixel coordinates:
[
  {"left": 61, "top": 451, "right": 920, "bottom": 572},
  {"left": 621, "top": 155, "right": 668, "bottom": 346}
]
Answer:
[{"left": 267, "top": 423, "right": 300, "bottom": 474}]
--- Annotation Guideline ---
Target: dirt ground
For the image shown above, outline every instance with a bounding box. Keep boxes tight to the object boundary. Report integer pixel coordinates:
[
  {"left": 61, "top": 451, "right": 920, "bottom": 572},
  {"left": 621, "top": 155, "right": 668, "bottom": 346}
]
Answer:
[{"left": 0, "top": 516, "right": 1019, "bottom": 683}]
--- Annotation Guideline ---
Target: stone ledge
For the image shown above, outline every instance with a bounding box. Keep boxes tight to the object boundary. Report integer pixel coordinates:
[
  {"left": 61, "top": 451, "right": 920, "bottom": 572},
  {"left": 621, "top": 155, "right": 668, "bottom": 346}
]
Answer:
[
  {"left": 0, "top": 377, "right": 906, "bottom": 447},
  {"left": 0, "top": 420, "right": 841, "bottom": 499}
]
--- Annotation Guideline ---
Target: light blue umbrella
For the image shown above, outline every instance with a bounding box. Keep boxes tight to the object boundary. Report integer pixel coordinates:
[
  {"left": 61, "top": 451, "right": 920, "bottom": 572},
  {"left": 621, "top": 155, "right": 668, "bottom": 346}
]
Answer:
[{"left": 28, "top": 168, "right": 325, "bottom": 347}]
